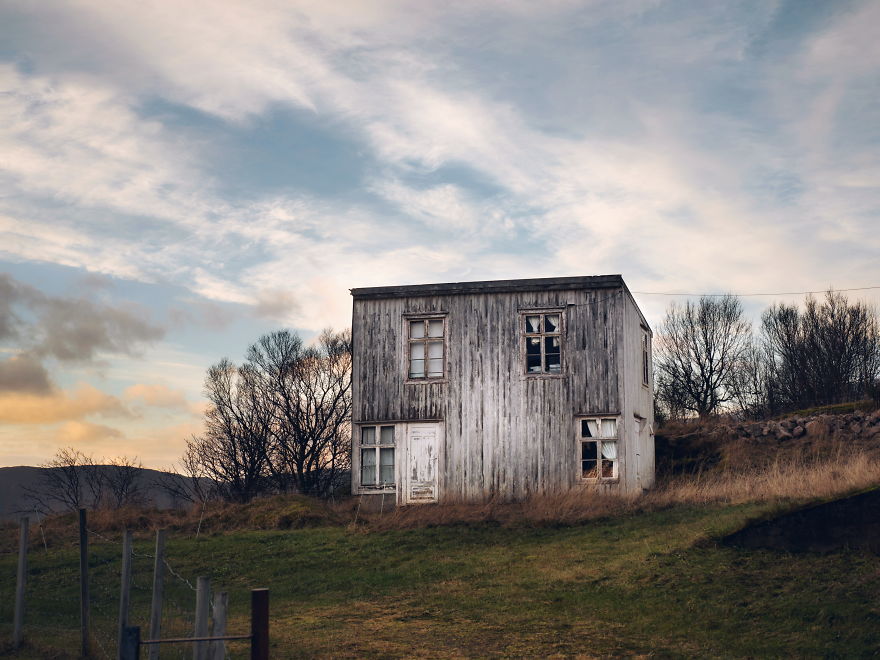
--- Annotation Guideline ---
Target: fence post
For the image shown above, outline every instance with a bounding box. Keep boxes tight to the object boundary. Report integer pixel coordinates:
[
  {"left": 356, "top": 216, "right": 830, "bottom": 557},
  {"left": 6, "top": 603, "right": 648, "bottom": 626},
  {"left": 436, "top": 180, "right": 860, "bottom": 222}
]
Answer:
[
  {"left": 13, "top": 516, "right": 29, "bottom": 649},
  {"left": 79, "top": 508, "right": 90, "bottom": 657},
  {"left": 210, "top": 591, "right": 228, "bottom": 660},
  {"left": 193, "top": 576, "right": 210, "bottom": 660},
  {"left": 117, "top": 529, "right": 133, "bottom": 660},
  {"left": 250, "top": 589, "right": 269, "bottom": 660},
  {"left": 120, "top": 625, "right": 140, "bottom": 660},
  {"left": 147, "top": 529, "right": 166, "bottom": 660}
]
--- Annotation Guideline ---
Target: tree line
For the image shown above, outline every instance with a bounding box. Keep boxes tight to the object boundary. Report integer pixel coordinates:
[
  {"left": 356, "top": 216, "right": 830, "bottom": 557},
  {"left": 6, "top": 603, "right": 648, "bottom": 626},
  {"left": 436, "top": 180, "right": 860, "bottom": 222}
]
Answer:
[{"left": 654, "top": 290, "right": 880, "bottom": 421}]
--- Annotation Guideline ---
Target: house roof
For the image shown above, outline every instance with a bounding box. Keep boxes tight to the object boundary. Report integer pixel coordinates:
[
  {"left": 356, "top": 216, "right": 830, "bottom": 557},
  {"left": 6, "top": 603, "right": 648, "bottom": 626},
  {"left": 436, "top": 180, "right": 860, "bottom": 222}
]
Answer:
[{"left": 350, "top": 274, "right": 626, "bottom": 299}]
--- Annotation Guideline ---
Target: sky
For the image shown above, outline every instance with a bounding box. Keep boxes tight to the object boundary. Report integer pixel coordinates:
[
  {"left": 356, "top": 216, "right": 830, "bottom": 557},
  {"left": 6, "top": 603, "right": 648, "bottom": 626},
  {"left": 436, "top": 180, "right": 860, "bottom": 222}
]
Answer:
[{"left": 1, "top": 0, "right": 878, "bottom": 468}]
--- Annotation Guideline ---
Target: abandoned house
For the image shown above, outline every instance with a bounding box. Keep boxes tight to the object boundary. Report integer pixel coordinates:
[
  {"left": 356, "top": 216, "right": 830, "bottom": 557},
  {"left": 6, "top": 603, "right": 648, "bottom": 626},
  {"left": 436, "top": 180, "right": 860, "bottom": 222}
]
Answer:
[{"left": 350, "top": 274, "right": 654, "bottom": 505}]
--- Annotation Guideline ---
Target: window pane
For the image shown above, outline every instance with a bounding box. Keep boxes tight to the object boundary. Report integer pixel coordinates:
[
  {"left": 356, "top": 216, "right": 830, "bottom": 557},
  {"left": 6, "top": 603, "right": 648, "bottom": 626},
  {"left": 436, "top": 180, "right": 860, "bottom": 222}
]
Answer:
[
  {"left": 601, "top": 419, "right": 617, "bottom": 437},
  {"left": 379, "top": 448, "right": 394, "bottom": 484},
  {"left": 581, "top": 420, "right": 592, "bottom": 437},
  {"left": 427, "top": 358, "right": 444, "bottom": 377},
  {"left": 526, "top": 337, "right": 541, "bottom": 355},
  {"left": 544, "top": 336, "right": 560, "bottom": 373},
  {"left": 527, "top": 354, "right": 542, "bottom": 373},
  {"left": 409, "top": 358, "right": 425, "bottom": 378},
  {"left": 587, "top": 420, "right": 600, "bottom": 437},
  {"left": 427, "top": 341, "right": 443, "bottom": 359},
  {"left": 361, "top": 448, "right": 376, "bottom": 485},
  {"left": 601, "top": 441, "right": 617, "bottom": 478},
  {"left": 544, "top": 314, "right": 560, "bottom": 333},
  {"left": 581, "top": 441, "right": 598, "bottom": 479},
  {"left": 361, "top": 426, "right": 375, "bottom": 445},
  {"left": 380, "top": 426, "right": 394, "bottom": 445},
  {"left": 428, "top": 319, "right": 444, "bottom": 337},
  {"left": 410, "top": 342, "right": 425, "bottom": 359},
  {"left": 410, "top": 320, "right": 425, "bottom": 339},
  {"left": 525, "top": 315, "right": 541, "bottom": 333}
]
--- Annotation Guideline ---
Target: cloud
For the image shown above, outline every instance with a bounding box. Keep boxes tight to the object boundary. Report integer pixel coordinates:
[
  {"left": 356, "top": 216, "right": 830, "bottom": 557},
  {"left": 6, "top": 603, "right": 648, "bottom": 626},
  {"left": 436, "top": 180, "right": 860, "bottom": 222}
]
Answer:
[
  {"left": 58, "top": 420, "right": 124, "bottom": 446},
  {"left": 0, "top": 273, "right": 164, "bottom": 363},
  {"left": 0, "top": 354, "right": 52, "bottom": 394},
  {"left": 124, "top": 384, "right": 195, "bottom": 413},
  {"left": 0, "top": 383, "right": 130, "bottom": 424}
]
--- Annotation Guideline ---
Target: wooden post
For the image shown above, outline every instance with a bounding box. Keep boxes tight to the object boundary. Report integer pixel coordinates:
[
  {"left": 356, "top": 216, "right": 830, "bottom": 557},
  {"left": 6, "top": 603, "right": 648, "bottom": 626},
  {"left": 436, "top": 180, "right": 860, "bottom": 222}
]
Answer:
[
  {"left": 117, "top": 530, "right": 133, "bottom": 660},
  {"left": 147, "top": 530, "right": 166, "bottom": 660},
  {"left": 210, "top": 591, "right": 228, "bottom": 660},
  {"left": 13, "top": 516, "right": 28, "bottom": 649},
  {"left": 119, "top": 626, "right": 140, "bottom": 660},
  {"left": 193, "top": 576, "right": 210, "bottom": 660},
  {"left": 79, "top": 508, "right": 90, "bottom": 657},
  {"left": 250, "top": 589, "right": 269, "bottom": 660}
]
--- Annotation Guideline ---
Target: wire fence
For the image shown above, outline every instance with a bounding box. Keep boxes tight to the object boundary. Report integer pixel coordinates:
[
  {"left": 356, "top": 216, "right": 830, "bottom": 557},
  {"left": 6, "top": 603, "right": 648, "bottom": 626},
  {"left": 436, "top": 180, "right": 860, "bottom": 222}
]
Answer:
[{"left": 4, "top": 514, "right": 257, "bottom": 659}]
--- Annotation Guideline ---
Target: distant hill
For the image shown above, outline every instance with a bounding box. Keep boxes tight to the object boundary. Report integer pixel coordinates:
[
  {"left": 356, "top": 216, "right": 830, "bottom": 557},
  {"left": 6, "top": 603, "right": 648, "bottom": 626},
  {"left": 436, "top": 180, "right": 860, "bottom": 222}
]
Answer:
[{"left": 0, "top": 465, "right": 206, "bottom": 521}]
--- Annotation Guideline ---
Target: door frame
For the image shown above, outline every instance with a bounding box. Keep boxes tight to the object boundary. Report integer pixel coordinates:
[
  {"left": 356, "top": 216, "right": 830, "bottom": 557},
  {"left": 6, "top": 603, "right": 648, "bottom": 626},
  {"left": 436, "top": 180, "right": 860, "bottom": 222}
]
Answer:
[{"left": 400, "top": 421, "right": 443, "bottom": 505}]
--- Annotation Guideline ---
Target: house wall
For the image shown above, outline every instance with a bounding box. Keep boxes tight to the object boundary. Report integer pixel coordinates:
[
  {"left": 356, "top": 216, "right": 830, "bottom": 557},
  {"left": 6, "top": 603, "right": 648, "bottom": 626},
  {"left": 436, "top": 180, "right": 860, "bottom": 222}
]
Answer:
[
  {"left": 620, "top": 292, "right": 655, "bottom": 492},
  {"left": 352, "top": 285, "right": 642, "bottom": 502}
]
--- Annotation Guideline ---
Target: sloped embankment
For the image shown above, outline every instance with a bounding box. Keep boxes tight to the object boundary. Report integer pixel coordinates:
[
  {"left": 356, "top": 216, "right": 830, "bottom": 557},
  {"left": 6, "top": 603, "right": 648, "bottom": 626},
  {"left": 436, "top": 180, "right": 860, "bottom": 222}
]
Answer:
[{"left": 721, "top": 486, "right": 880, "bottom": 553}]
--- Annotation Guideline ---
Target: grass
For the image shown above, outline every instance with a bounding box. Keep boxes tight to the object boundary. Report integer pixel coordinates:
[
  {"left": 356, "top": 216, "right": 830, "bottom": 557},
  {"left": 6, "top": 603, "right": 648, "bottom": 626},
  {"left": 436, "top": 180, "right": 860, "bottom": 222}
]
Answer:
[{"left": 2, "top": 449, "right": 880, "bottom": 658}]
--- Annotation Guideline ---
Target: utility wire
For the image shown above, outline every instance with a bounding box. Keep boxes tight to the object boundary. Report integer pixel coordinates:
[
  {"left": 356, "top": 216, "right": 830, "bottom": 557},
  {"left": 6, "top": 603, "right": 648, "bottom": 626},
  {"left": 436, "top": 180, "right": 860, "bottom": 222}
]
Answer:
[{"left": 631, "top": 285, "right": 880, "bottom": 298}]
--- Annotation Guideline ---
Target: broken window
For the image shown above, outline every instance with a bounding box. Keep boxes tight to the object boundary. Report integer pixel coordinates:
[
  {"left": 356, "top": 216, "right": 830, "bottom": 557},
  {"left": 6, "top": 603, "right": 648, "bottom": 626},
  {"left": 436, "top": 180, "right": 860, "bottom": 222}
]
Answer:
[
  {"left": 579, "top": 417, "right": 618, "bottom": 480},
  {"left": 523, "top": 312, "right": 562, "bottom": 375},
  {"left": 408, "top": 317, "right": 446, "bottom": 379},
  {"left": 360, "top": 425, "right": 395, "bottom": 489}
]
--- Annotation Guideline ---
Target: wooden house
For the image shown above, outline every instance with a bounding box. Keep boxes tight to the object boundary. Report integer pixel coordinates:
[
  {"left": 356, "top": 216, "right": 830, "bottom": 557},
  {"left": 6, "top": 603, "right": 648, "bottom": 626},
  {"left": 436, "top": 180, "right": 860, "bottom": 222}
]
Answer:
[{"left": 350, "top": 275, "right": 654, "bottom": 505}]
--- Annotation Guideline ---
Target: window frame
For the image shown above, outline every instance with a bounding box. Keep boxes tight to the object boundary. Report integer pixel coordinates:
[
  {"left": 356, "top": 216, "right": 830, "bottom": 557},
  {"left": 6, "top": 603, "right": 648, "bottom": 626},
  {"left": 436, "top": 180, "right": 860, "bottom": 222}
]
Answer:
[
  {"left": 357, "top": 424, "right": 396, "bottom": 492},
  {"left": 520, "top": 308, "right": 565, "bottom": 378},
  {"left": 577, "top": 415, "right": 619, "bottom": 482},
  {"left": 642, "top": 331, "right": 650, "bottom": 388},
  {"left": 404, "top": 313, "right": 448, "bottom": 384}
]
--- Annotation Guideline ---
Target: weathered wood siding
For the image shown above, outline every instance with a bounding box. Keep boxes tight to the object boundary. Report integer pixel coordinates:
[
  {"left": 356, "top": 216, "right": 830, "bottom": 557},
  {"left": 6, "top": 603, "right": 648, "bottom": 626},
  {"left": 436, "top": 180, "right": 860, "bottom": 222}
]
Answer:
[
  {"left": 352, "top": 285, "right": 637, "bottom": 501},
  {"left": 620, "top": 292, "right": 655, "bottom": 492}
]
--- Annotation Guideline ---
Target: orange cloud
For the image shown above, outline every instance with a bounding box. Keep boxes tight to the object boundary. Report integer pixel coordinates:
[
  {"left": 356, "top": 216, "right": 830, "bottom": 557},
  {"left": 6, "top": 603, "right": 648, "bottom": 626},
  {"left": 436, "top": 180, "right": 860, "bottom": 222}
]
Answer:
[
  {"left": 0, "top": 383, "right": 130, "bottom": 424},
  {"left": 58, "top": 420, "right": 124, "bottom": 446}
]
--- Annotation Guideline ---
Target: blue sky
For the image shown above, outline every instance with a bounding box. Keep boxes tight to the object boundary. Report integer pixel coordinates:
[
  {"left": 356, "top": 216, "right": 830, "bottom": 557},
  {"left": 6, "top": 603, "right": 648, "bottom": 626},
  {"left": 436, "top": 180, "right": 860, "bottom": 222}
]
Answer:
[{"left": 1, "top": 0, "right": 878, "bottom": 467}]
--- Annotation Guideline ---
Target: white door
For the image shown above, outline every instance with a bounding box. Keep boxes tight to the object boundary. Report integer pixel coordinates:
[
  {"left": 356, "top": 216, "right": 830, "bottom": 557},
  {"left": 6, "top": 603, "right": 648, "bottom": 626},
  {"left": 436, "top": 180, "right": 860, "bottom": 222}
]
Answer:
[{"left": 403, "top": 423, "right": 441, "bottom": 504}]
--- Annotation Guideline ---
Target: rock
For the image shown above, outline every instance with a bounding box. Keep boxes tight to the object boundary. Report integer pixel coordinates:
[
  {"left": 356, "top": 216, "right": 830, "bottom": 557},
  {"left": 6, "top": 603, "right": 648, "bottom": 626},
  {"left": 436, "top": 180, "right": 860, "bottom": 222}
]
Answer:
[
  {"left": 851, "top": 422, "right": 862, "bottom": 435},
  {"left": 777, "top": 430, "right": 793, "bottom": 441},
  {"left": 805, "top": 420, "right": 821, "bottom": 436},
  {"left": 792, "top": 425, "right": 806, "bottom": 438}
]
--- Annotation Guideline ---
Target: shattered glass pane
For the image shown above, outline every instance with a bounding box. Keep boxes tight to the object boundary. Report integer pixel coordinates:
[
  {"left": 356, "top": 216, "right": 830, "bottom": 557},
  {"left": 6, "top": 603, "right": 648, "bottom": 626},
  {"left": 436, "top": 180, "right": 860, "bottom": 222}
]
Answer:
[
  {"left": 526, "top": 315, "right": 541, "bottom": 333},
  {"left": 410, "top": 321, "right": 425, "bottom": 339},
  {"left": 361, "top": 426, "right": 376, "bottom": 445},
  {"left": 428, "top": 319, "right": 444, "bottom": 337}
]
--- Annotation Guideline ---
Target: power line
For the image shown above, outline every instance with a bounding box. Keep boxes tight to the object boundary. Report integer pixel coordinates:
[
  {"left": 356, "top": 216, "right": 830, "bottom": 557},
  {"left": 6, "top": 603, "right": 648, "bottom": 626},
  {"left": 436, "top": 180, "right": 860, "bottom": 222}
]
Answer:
[{"left": 631, "top": 285, "right": 880, "bottom": 298}]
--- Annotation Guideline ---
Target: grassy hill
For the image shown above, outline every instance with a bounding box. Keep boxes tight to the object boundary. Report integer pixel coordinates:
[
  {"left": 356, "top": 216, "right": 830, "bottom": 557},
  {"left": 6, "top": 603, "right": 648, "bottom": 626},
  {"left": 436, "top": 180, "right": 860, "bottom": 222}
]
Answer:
[{"left": 2, "top": 409, "right": 880, "bottom": 658}]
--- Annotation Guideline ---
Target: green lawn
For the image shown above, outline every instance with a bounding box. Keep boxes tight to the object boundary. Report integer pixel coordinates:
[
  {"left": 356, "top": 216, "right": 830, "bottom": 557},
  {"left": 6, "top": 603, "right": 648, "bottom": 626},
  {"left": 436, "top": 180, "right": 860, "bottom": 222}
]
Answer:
[{"left": 2, "top": 501, "right": 879, "bottom": 658}]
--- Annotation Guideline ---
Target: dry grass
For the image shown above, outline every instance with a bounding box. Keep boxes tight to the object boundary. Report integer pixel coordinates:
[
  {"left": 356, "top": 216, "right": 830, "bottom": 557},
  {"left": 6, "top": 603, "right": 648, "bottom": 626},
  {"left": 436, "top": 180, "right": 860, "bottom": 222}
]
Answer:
[{"left": 363, "top": 447, "right": 880, "bottom": 530}]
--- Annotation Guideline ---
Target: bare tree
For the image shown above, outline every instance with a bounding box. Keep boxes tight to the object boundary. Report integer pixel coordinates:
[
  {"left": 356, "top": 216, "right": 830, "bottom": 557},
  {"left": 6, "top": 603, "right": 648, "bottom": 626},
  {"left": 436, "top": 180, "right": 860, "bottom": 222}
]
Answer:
[
  {"left": 187, "top": 358, "right": 274, "bottom": 502},
  {"left": 654, "top": 295, "right": 752, "bottom": 418},
  {"left": 762, "top": 290, "right": 880, "bottom": 411},
  {"left": 248, "top": 328, "right": 352, "bottom": 497},
  {"left": 105, "top": 456, "right": 145, "bottom": 508},
  {"left": 25, "top": 447, "right": 100, "bottom": 513}
]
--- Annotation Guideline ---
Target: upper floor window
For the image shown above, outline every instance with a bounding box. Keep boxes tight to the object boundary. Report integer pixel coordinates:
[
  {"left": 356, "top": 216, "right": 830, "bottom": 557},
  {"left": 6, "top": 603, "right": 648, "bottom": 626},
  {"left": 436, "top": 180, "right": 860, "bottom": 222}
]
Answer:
[
  {"left": 642, "top": 333, "right": 650, "bottom": 386},
  {"left": 523, "top": 312, "right": 562, "bottom": 374},
  {"left": 408, "top": 317, "right": 445, "bottom": 379}
]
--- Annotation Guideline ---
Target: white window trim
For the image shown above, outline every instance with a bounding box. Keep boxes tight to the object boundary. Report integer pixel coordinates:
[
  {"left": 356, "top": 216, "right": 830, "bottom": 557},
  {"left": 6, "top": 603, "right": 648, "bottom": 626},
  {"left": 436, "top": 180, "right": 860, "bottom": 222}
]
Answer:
[
  {"left": 403, "top": 313, "right": 448, "bottom": 384},
  {"left": 357, "top": 423, "right": 397, "bottom": 493},
  {"left": 520, "top": 308, "right": 565, "bottom": 378},
  {"left": 577, "top": 415, "right": 619, "bottom": 482}
]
